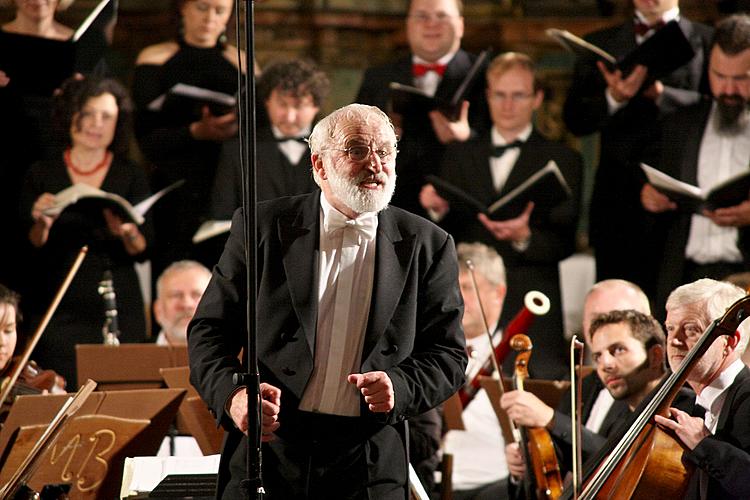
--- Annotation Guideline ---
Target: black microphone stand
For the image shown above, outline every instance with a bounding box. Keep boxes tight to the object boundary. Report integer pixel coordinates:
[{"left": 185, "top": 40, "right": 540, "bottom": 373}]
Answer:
[{"left": 231, "top": 1, "right": 262, "bottom": 498}]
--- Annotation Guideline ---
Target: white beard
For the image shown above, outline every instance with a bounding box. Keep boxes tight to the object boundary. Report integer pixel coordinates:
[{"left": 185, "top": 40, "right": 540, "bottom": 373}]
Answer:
[{"left": 327, "top": 163, "right": 396, "bottom": 214}]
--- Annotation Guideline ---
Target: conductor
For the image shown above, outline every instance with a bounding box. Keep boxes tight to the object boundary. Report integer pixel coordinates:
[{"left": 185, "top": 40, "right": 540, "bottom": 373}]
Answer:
[{"left": 188, "top": 103, "right": 467, "bottom": 499}]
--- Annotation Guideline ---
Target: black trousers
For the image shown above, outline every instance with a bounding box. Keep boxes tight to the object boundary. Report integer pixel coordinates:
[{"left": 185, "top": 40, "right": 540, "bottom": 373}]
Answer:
[{"left": 224, "top": 410, "right": 408, "bottom": 500}]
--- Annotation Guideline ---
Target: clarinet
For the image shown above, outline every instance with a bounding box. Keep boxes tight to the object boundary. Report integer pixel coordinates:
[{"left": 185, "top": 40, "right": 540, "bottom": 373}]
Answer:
[{"left": 97, "top": 270, "right": 120, "bottom": 345}]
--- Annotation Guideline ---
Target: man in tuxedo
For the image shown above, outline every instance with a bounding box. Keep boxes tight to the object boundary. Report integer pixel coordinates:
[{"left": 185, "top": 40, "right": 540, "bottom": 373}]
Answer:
[
  {"left": 655, "top": 278, "right": 750, "bottom": 499},
  {"left": 355, "top": 0, "right": 489, "bottom": 216},
  {"left": 209, "top": 59, "right": 330, "bottom": 220},
  {"left": 421, "top": 51, "right": 583, "bottom": 379},
  {"left": 443, "top": 242, "right": 510, "bottom": 500},
  {"left": 188, "top": 104, "right": 466, "bottom": 499},
  {"left": 641, "top": 14, "right": 750, "bottom": 312},
  {"left": 500, "top": 279, "right": 653, "bottom": 482},
  {"left": 153, "top": 260, "right": 211, "bottom": 346},
  {"left": 564, "top": 0, "right": 713, "bottom": 297}
]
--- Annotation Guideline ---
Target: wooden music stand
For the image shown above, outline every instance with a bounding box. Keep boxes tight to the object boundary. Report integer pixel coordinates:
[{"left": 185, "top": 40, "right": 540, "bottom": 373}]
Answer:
[
  {"left": 75, "top": 343, "right": 188, "bottom": 390},
  {"left": 0, "top": 388, "right": 185, "bottom": 499},
  {"left": 160, "top": 366, "right": 224, "bottom": 455}
]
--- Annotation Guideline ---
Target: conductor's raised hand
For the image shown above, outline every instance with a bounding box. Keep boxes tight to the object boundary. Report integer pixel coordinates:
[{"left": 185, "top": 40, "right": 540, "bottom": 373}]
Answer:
[
  {"left": 228, "top": 382, "right": 282, "bottom": 441},
  {"left": 348, "top": 371, "right": 395, "bottom": 413}
]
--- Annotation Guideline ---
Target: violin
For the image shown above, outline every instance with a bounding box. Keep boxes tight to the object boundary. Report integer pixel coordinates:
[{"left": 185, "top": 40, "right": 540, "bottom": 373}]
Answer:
[
  {"left": 512, "top": 334, "right": 563, "bottom": 500},
  {"left": 1, "top": 357, "right": 66, "bottom": 397},
  {"left": 575, "top": 294, "right": 750, "bottom": 499}
]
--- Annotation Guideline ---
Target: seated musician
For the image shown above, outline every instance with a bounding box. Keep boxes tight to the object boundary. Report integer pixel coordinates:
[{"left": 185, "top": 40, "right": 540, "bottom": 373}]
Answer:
[
  {"left": 654, "top": 278, "right": 750, "bottom": 499},
  {"left": 0, "top": 283, "right": 65, "bottom": 417},
  {"left": 442, "top": 242, "right": 510, "bottom": 500},
  {"left": 501, "top": 280, "right": 659, "bottom": 483},
  {"left": 153, "top": 260, "right": 211, "bottom": 346}
]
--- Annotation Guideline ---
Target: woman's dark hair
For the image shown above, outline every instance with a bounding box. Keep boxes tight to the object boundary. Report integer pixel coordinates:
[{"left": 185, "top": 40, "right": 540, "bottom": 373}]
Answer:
[
  {"left": 0, "top": 284, "right": 21, "bottom": 325},
  {"left": 53, "top": 76, "right": 134, "bottom": 156}
]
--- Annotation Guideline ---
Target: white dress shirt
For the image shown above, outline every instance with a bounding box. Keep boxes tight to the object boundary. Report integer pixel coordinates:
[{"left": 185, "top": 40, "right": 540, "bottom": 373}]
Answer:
[
  {"left": 271, "top": 124, "right": 310, "bottom": 165},
  {"left": 298, "top": 193, "right": 377, "bottom": 416},
  {"left": 685, "top": 103, "right": 750, "bottom": 264},
  {"left": 489, "top": 125, "right": 532, "bottom": 193}
]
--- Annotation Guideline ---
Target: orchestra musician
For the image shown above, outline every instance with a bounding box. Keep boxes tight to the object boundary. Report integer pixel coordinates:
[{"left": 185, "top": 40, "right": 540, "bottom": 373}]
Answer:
[
  {"left": 442, "top": 242, "right": 510, "bottom": 500},
  {"left": 0, "top": 283, "right": 65, "bottom": 423},
  {"left": 500, "top": 280, "right": 657, "bottom": 486},
  {"left": 153, "top": 260, "right": 211, "bottom": 346},
  {"left": 654, "top": 278, "right": 750, "bottom": 499}
]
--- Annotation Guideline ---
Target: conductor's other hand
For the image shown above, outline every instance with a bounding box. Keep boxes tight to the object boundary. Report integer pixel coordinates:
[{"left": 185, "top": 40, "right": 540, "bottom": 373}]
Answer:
[
  {"left": 348, "top": 371, "right": 395, "bottom": 413},
  {"left": 419, "top": 184, "right": 450, "bottom": 218},
  {"left": 429, "top": 100, "right": 470, "bottom": 144},
  {"left": 190, "top": 106, "right": 238, "bottom": 142},
  {"left": 641, "top": 183, "right": 677, "bottom": 213},
  {"left": 228, "top": 382, "right": 281, "bottom": 440}
]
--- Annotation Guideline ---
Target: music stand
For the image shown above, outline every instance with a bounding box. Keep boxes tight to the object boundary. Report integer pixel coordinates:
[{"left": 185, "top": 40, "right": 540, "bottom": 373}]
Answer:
[
  {"left": 75, "top": 343, "right": 188, "bottom": 390},
  {"left": 0, "top": 388, "right": 185, "bottom": 499},
  {"left": 160, "top": 366, "right": 224, "bottom": 455}
]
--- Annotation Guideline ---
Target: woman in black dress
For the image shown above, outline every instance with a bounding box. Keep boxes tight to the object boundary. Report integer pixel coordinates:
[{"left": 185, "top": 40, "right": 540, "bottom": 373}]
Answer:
[
  {"left": 132, "top": 0, "right": 244, "bottom": 278},
  {"left": 21, "top": 77, "right": 152, "bottom": 389}
]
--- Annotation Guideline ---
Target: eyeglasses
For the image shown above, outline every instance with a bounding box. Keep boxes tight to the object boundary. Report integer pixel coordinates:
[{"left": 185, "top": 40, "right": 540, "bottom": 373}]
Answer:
[
  {"left": 408, "top": 12, "right": 457, "bottom": 24},
  {"left": 489, "top": 92, "right": 535, "bottom": 103},
  {"left": 324, "top": 145, "right": 399, "bottom": 162}
]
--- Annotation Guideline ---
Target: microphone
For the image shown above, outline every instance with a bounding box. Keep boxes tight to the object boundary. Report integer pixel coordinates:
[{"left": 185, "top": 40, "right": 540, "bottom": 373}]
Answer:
[{"left": 97, "top": 270, "right": 120, "bottom": 345}]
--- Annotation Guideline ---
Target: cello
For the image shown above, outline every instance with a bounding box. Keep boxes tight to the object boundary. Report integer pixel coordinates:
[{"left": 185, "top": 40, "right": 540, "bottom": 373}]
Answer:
[
  {"left": 511, "top": 334, "right": 563, "bottom": 500},
  {"left": 575, "top": 294, "right": 750, "bottom": 499}
]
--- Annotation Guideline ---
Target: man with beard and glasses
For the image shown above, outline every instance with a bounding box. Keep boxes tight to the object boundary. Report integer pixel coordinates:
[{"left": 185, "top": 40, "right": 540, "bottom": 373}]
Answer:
[
  {"left": 153, "top": 260, "right": 211, "bottom": 346},
  {"left": 641, "top": 14, "right": 750, "bottom": 314},
  {"left": 501, "top": 309, "right": 666, "bottom": 490},
  {"left": 188, "top": 103, "right": 467, "bottom": 499},
  {"left": 655, "top": 278, "right": 750, "bottom": 499}
]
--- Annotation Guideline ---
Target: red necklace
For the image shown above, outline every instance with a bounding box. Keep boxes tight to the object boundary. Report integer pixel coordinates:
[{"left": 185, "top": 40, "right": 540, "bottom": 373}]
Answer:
[{"left": 64, "top": 148, "right": 111, "bottom": 176}]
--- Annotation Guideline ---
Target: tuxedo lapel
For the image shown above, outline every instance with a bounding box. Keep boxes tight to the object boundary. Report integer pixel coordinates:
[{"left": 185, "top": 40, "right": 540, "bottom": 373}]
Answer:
[
  {"left": 279, "top": 193, "right": 320, "bottom": 354},
  {"left": 716, "top": 366, "right": 750, "bottom": 432},
  {"left": 434, "top": 50, "right": 472, "bottom": 102},
  {"left": 361, "top": 210, "right": 417, "bottom": 362},
  {"left": 680, "top": 102, "right": 712, "bottom": 185},
  {"left": 498, "top": 130, "right": 545, "bottom": 198}
]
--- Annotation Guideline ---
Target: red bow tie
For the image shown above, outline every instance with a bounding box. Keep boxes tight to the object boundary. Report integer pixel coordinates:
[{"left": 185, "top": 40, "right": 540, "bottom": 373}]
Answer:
[
  {"left": 412, "top": 63, "right": 447, "bottom": 77},
  {"left": 634, "top": 19, "right": 666, "bottom": 37}
]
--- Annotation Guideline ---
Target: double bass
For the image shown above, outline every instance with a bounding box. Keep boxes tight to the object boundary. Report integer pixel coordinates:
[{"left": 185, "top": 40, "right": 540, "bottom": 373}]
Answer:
[{"left": 574, "top": 294, "right": 750, "bottom": 499}]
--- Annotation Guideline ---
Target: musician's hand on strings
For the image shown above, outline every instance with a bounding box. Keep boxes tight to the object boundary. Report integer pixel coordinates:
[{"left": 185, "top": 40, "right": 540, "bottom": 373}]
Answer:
[
  {"left": 348, "top": 371, "right": 394, "bottom": 413},
  {"left": 500, "top": 390, "right": 554, "bottom": 428},
  {"left": 654, "top": 407, "right": 710, "bottom": 450},
  {"left": 228, "top": 383, "right": 282, "bottom": 441},
  {"left": 505, "top": 442, "right": 526, "bottom": 480}
]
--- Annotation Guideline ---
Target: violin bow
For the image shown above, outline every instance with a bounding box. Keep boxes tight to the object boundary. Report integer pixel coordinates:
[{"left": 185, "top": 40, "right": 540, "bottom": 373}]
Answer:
[
  {"left": 0, "top": 246, "right": 87, "bottom": 408},
  {"left": 465, "top": 260, "right": 521, "bottom": 444},
  {"left": 569, "top": 335, "right": 584, "bottom": 500}
]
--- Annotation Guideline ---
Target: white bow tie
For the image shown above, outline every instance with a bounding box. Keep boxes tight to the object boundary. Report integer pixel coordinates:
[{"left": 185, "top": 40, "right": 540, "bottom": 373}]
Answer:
[{"left": 324, "top": 212, "right": 377, "bottom": 241}]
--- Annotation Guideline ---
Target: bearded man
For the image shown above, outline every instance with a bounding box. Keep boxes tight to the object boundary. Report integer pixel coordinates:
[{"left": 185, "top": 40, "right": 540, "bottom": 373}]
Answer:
[
  {"left": 641, "top": 14, "right": 750, "bottom": 311},
  {"left": 188, "top": 103, "right": 467, "bottom": 499}
]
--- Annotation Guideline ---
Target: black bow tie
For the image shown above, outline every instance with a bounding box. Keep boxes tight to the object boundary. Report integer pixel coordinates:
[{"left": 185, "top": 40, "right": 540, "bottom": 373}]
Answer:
[
  {"left": 634, "top": 19, "right": 666, "bottom": 37},
  {"left": 275, "top": 137, "right": 307, "bottom": 144},
  {"left": 491, "top": 140, "right": 524, "bottom": 157}
]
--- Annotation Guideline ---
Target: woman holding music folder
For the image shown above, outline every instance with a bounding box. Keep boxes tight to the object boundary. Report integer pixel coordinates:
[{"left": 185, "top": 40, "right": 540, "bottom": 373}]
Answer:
[
  {"left": 0, "top": 0, "right": 114, "bottom": 301},
  {"left": 20, "top": 76, "right": 152, "bottom": 389},
  {"left": 132, "top": 0, "right": 243, "bottom": 280}
]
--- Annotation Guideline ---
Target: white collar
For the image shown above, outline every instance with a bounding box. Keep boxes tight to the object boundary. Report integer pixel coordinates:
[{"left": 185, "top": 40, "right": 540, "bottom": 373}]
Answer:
[
  {"left": 634, "top": 6, "right": 680, "bottom": 25},
  {"left": 271, "top": 124, "right": 311, "bottom": 140},
  {"left": 492, "top": 124, "right": 532, "bottom": 146},
  {"left": 412, "top": 50, "right": 457, "bottom": 67},
  {"left": 696, "top": 358, "right": 745, "bottom": 411}
]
